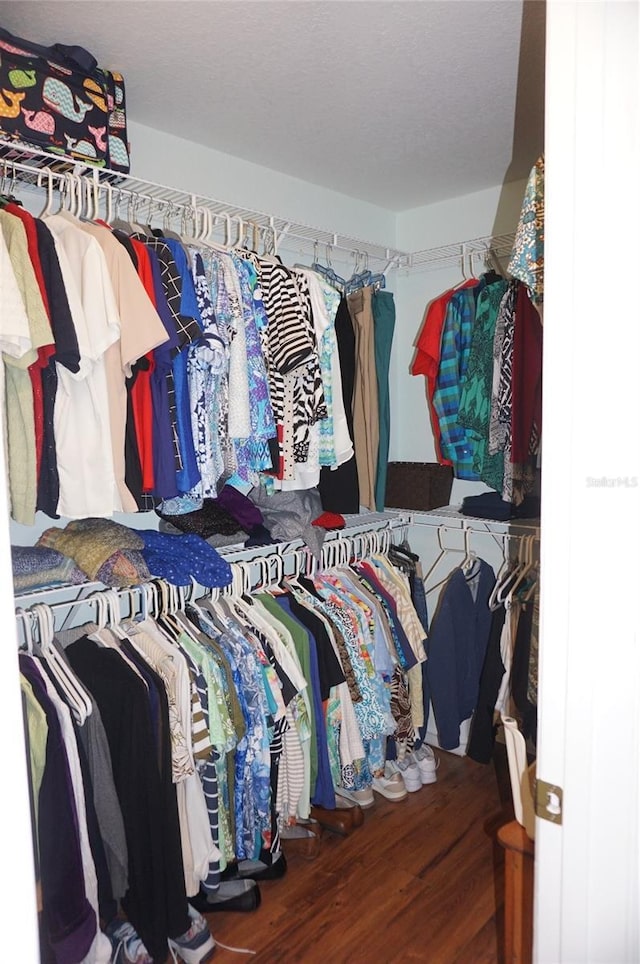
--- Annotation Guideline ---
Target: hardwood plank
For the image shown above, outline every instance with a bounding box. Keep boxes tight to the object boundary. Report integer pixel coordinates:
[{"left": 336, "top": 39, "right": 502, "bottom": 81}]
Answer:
[{"left": 202, "top": 745, "right": 515, "bottom": 963}]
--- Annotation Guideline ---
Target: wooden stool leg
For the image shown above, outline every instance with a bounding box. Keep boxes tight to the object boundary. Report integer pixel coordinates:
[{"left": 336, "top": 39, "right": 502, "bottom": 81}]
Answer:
[{"left": 498, "top": 820, "right": 535, "bottom": 964}]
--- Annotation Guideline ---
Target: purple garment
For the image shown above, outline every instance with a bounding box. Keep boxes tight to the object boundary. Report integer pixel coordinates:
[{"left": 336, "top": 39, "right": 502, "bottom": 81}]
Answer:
[
  {"left": 218, "top": 484, "right": 264, "bottom": 531},
  {"left": 20, "top": 655, "right": 98, "bottom": 964}
]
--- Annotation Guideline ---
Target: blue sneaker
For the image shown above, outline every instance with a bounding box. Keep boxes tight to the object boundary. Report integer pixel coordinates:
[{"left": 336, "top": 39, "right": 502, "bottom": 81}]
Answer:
[
  {"left": 168, "top": 904, "right": 216, "bottom": 963},
  {"left": 104, "top": 919, "right": 154, "bottom": 963}
]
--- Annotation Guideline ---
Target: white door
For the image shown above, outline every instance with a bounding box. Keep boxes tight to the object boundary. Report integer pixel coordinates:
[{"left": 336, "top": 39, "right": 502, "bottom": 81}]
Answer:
[{"left": 535, "top": 2, "right": 640, "bottom": 960}]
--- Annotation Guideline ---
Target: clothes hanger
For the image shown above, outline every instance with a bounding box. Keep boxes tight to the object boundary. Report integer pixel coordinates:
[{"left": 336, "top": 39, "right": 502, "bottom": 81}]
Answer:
[
  {"left": 344, "top": 251, "right": 373, "bottom": 295},
  {"left": 452, "top": 243, "right": 478, "bottom": 289},
  {"left": 488, "top": 533, "right": 516, "bottom": 610},
  {"left": 310, "top": 243, "right": 346, "bottom": 292},
  {"left": 109, "top": 188, "right": 137, "bottom": 234},
  {"left": 15, "top": 607, "right": 34, "bottom": 655},
  {"left": 36, "top": 168, "right": 55, "bottom": 219},
  {"left": 461, "top": 526, "right": 479, "bottom": 574},
  {"left": 506, "top": 534, "right": 537, "bottom": 603},
  {"left": 480, "top": 246, "right": 503, "bottom": 285},
  {"left": 493, "top": 534, "right": 530, "bottom": 606},
  {"left": 0, "top": 161, "right": 21, "bottom": 207},
  {"left": 196, "top": 209, "right": 233, "bottom": 255},
  {"left": 32, "top": 602, "right": 92, "bottom": 724},
  {"left": 230, "top": 216, "right": 245, "bottom": 251},
  {"left": 177, "top": 203, "right": 203, "bottom": 247},
  {"left": 103, "top": 589, "right": 131, "bottom": 641},
  {"left": 125, "top": 193, "right": 148, "bottom": 236}
]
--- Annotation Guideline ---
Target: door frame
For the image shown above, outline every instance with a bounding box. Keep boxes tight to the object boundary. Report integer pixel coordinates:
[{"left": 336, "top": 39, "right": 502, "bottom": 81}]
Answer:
[{"left": 534, "top": 2, "right": 640, "bottom": 960}]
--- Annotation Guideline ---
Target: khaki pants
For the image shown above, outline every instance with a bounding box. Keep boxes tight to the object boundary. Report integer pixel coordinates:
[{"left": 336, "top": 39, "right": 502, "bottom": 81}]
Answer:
[{"left": 348, "top": 285, "right": 379, "bottom": 511}]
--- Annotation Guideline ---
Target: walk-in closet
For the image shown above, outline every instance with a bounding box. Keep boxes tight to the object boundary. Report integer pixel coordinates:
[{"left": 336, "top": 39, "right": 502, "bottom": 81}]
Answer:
[{"left": 0, "top": 2, "right": 638, "bottom": 963}]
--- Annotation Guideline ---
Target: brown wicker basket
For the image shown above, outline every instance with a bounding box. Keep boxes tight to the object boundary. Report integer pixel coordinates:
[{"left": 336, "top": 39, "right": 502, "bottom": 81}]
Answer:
[{"left": 384, "top": 462, "right": 454, "bottom": 511}]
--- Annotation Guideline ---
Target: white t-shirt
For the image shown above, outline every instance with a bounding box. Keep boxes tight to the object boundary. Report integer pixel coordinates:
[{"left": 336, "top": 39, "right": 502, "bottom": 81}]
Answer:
[{"left": 45, "top": 214, "right": 121, "bottom": 518}]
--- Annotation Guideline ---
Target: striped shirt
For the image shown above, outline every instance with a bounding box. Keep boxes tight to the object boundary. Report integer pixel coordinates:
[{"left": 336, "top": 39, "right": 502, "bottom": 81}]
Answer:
[{"left": 432, "top": 285, "right": 481, "bottom": 480}]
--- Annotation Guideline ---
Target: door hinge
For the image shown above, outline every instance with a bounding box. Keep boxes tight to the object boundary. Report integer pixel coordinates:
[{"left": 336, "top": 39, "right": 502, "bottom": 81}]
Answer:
[{"left": 535, "top": 778, "right": 563, "bottom": 824}]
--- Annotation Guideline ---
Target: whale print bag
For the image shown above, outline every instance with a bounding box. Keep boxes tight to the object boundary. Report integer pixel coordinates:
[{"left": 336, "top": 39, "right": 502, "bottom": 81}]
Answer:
[{"left": 0, "top": 27, "right": 130, "bottom": 173}]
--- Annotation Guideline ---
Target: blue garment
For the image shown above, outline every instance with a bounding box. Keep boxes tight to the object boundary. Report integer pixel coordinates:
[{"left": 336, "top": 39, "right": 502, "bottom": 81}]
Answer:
[
  {"left": 274, "top": 597, "right": 335, "bottom": 810},
  {"left": 133, "top": 530, "right": 232, "bottom": 587},
  {"left": 355, "top": 567, "right": 417, "bottom": 671},
  {"left": 148, "top": 250, "right": 180, "bottom": 354},
  {"left": 160, "top": 240, "right": 204, "bottom": 495},
  {"left": 163, "top": 239, "right": 203, "bottom": 335},
  {"left": 426, "top": 559, "right": 495, "bottom": 750},
  {"left": 172, "top": 347, "right": 201, "bottom": 494},
  {"left": 231, "top": 255, "right": 276, "bottom": 483},
  {"left": 193, "top": 605, "right": 270, "bottom": 863}
]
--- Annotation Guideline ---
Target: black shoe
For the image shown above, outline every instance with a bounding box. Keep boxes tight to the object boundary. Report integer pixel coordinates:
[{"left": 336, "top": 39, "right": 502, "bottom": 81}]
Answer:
[
  {"left": 222, "top": 850, "right": 288, "bottom": 882},
  {"left": 189, "top": 879, "right": 261, "bottom": 914}
]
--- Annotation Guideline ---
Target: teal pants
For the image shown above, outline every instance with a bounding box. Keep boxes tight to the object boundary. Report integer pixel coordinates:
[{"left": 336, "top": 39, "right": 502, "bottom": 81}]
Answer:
[{"left": 373, "top": 290, "right": 396, "bottom": 511}]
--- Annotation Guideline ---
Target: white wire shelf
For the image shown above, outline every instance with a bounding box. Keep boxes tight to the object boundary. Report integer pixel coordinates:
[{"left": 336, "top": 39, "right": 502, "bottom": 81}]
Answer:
[{"left": 0, "top": 137, "right": 518, "bottom": 275}]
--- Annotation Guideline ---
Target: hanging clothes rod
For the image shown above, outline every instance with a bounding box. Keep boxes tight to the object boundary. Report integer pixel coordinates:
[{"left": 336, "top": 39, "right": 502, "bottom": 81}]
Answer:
[
  {"left": 400, "top": 233, "right": 517, "bottom": 275},
  {"left": 14, "top": 513, "right": 410, "bottom": 636},
  {"left": 0, "top": 138, "right": 518, "bottom": 275},
  {"left": 13, "top": 513, "right": 411, "bottom": 618},
  {"left": 0, "top": 138, "right": 409, "bottom": 267}
]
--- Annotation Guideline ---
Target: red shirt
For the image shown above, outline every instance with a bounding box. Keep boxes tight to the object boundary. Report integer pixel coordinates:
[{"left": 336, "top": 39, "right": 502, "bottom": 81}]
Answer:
[
  {"left": 129, "top": 238, "right": 156, "bottom": 492},
  {"left": 411, "top": 280, "right": 477, "bottom": 465}
]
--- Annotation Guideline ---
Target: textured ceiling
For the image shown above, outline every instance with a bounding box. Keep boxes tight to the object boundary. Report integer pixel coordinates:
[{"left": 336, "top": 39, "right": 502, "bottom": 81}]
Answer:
[{"left": 0, "top": 0, "right": 545, "bottom": 211}]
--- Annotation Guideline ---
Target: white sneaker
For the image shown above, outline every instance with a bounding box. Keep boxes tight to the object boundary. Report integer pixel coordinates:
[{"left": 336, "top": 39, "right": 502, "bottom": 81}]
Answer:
[
  {"left": 372, "top": 767, "right": 408, "bottom": 801},
  {"left": 411, "top": 744, "right": 439, "bottom": 785},
  {"left": 393, "top": 757, "right": 422, "bottom": 792},
  {"left": 168, "top": 905, "right": 216, "bottom": 963},
  {"left": 335, "top": 785, "right": 375, "bottom": 809}
]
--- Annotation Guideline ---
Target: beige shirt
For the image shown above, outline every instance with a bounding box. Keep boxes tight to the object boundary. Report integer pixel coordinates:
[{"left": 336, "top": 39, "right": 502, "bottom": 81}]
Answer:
[{"left": 72, "top": 218, "right": 168, "bottom": 513}]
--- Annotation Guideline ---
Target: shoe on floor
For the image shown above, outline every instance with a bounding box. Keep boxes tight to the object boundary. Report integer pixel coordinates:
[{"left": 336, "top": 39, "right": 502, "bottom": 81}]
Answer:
[
  {"left": 189, "top": 878, "right": 261, "bottom": 914},
  {"left": 104, "top": 919, "right": 154, "bottom": 963},
  {"left": 335, "top": 794, "right": 365, "bottom": 828},
  {"left": 232, "top": 850, "right": 287, "bottom": 881},
  {"left": 411, "top": 744, "right": 439, "bottom": 784},
  {"left": 372, "top": 769, "right": 408, "bottom": 802},
  {"left": 388, "top": 757, "right": 422, "bottom": 792},
  {"left": 311, "top": 802, "right": 363, "bottom": 835},
  {"left": 335, "top": 785, "right": 375, "bottom": 809},
  {"left": 168, "top": 904, "right": 216, "bottom": 963},
  {"left": 280, "top": 818, "right": 322, "bottom": 859}
]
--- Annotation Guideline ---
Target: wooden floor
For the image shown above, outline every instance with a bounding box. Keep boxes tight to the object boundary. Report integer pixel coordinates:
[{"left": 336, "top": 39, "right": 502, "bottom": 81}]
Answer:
[{"left": 204, "top": 745, "right": 515, "bottom": 964}]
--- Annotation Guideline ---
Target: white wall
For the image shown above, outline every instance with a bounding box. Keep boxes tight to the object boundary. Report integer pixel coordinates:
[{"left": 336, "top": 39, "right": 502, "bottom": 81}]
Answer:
[
  {"left": 127, "top": 120, "right": 397, "bottom": 250},
  {"left": 390, "top": 178, "right": 528, "bottom": 505}
]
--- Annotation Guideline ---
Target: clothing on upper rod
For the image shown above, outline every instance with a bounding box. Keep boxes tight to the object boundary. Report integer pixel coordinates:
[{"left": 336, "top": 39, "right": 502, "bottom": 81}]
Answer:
[
  {"left": 1, "top": 167, "right": 396, "bottom": 528},
  {"left": 411, "top": 161, "right": 544, "bottom": 510},
  {"left": 411, "top": 270, "right": 542, "bottom": 508}
]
